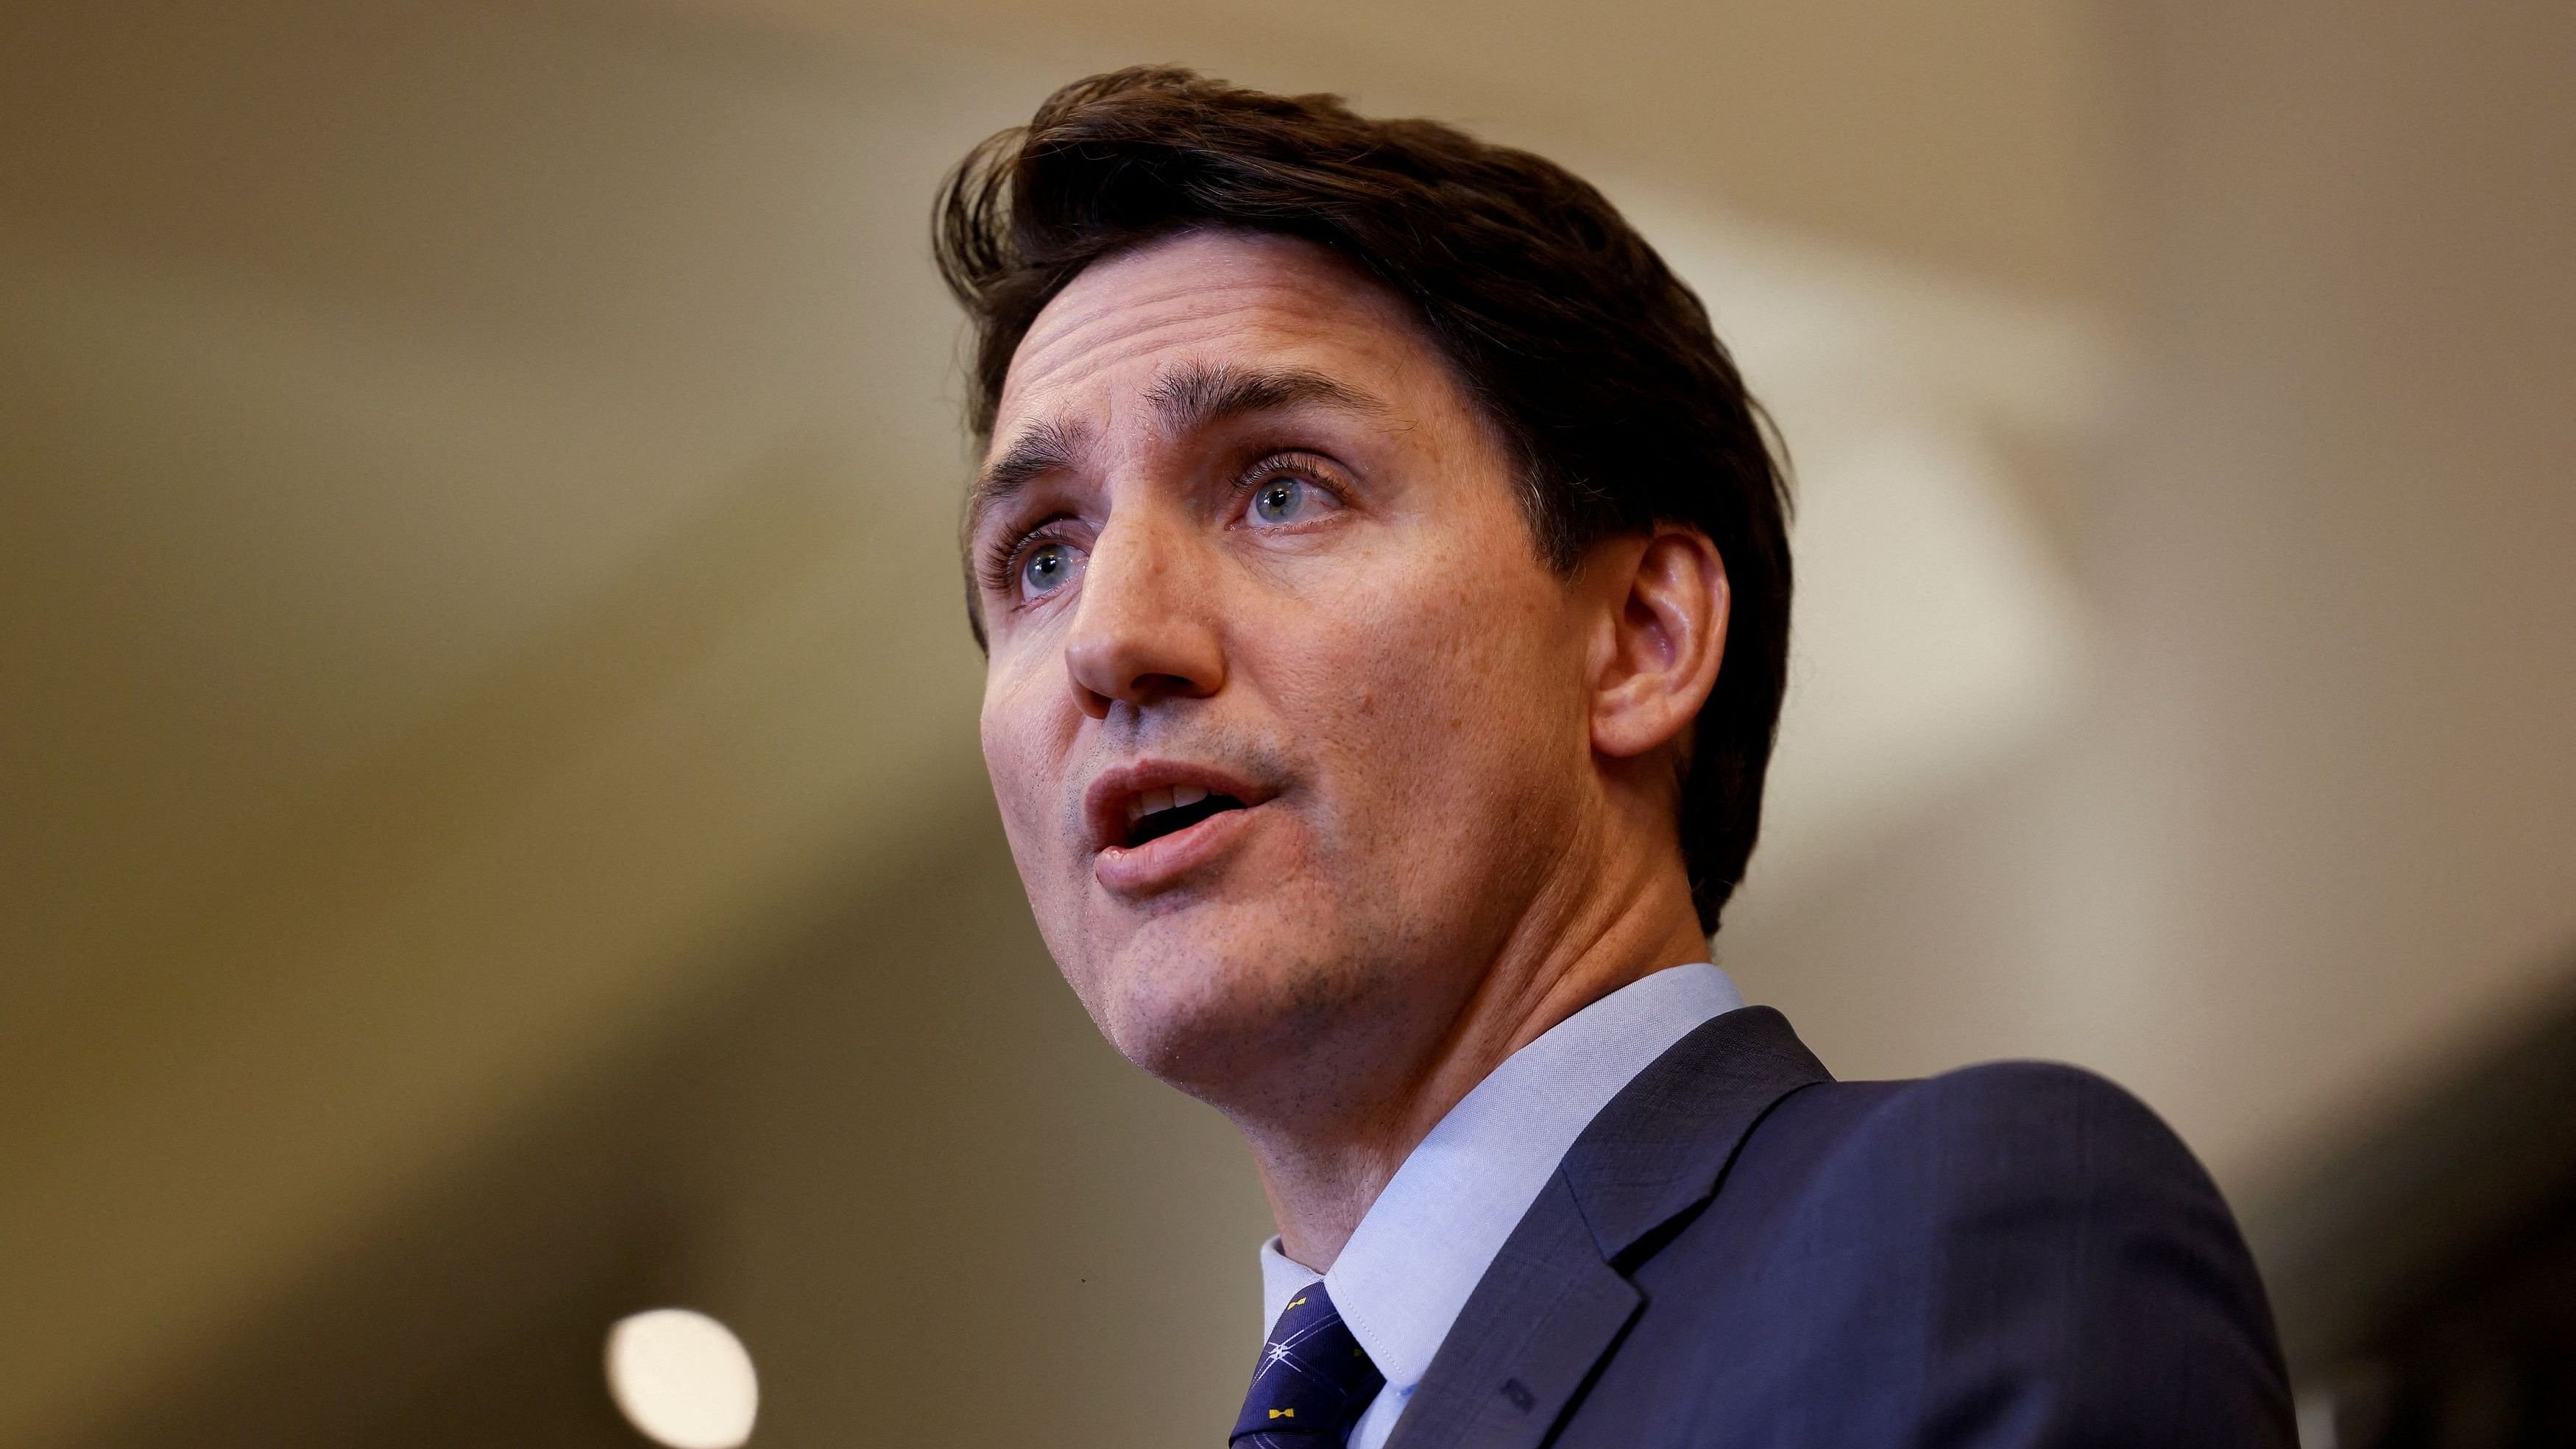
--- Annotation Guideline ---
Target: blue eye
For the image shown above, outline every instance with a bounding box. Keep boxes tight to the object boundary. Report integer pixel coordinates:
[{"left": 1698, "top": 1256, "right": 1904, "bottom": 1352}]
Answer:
[
  {"left": 1021, "top": 540, "right": 1077, "bottom": 596},
  {"left": 1252, "top": 476, "right": 1313, "bottom": 523}
]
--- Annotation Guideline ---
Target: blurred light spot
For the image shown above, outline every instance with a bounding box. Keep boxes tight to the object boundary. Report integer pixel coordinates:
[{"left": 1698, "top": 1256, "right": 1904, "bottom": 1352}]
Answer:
[{"left": 605, "top": 1308, "right": 759, "bottom": 1448}]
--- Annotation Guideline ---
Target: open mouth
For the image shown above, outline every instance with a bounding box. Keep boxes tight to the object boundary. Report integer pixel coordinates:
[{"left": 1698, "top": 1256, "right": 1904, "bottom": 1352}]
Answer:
[{"left": 1123, "top": 785, "right": 1249, "bottom": 848}]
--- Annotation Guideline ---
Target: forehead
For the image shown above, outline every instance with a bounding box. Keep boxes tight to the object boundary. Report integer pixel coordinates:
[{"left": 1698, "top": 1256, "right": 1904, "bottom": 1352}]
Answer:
[{"left": 990, "top": 229, "right": 1446, "bottom": 439}]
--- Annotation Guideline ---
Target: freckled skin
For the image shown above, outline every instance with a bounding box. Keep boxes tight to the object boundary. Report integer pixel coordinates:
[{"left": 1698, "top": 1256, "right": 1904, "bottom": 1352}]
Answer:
[{"left": 971, "top": 230, "right": 1725, "bottom": 1265}]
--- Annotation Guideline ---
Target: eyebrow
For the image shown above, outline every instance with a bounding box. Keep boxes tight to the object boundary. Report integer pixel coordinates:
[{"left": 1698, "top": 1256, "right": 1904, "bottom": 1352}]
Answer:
[
  {"left": 1144, "top": 361, "right": 1390, "bottom": 436},
  {"left": 966, "top": 417, "right": 1091, "bottom": 534},
  {"left": 966, "top": 362, "right": 1391, "bottom": 539}
]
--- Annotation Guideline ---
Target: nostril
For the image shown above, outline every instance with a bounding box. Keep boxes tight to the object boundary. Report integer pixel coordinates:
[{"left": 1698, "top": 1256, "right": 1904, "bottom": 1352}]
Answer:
[
  {"left": 1071, "top": 679, "right": 1117, "bottom": 721},
  {"left": 1128, "top": 671, "right": 1198, "bottom": 706}
]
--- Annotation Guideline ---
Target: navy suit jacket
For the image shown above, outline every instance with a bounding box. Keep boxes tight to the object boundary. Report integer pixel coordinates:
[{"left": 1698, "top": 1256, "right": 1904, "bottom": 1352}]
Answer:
[{"left": 1382, "top": 1007, "right": 2296, "bottom": 1448}]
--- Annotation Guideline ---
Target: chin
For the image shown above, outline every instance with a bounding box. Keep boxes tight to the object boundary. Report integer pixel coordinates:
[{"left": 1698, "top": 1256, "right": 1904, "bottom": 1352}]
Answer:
[{"left": 1076, "top": 901, "right": 1374, "bottom": 1097}]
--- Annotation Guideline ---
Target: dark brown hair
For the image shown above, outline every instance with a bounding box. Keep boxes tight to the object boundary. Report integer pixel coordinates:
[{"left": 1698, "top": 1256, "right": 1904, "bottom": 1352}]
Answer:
[{"left": 933, "top": 66, "right": 1791, "bottom": 935}]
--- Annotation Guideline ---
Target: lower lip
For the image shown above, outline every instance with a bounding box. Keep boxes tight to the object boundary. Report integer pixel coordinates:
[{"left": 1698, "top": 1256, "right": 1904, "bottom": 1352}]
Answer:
[{"left": 1094, "top": 803, "right": 1264, "bottom": 895}]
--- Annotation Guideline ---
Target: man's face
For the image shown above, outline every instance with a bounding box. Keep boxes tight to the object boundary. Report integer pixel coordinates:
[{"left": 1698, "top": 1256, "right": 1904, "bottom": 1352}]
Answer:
[{"left": 971, "top": 230, "right": 1602, "bottom": 1101}]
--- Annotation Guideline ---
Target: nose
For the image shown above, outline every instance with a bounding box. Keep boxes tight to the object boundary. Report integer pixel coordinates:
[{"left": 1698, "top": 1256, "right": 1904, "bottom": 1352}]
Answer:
[{"left": 1061, "top": 509, "right": 1225, "bottom": 720}]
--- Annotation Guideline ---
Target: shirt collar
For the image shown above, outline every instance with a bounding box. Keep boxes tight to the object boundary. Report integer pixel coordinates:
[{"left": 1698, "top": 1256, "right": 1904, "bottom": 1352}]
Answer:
[{"left": 1256, "top": 963, "right": 1745, "bottom": 1388}]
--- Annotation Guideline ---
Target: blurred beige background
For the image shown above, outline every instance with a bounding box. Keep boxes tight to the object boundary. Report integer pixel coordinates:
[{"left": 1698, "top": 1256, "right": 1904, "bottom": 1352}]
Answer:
[{"left": 3, "top": 1, "right": 2571, "bottom": 1445}]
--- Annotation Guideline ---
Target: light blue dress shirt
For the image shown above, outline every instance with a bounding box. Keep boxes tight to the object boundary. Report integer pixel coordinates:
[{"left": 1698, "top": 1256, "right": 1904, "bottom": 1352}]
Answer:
[{"left": 1256, "top": 962, "right": 1747, "bottom": 1449}]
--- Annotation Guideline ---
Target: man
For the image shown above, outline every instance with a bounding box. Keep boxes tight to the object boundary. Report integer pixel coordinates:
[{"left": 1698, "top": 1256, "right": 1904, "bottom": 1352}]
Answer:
[{"left": 937, "top": 66, "right": 2294, "bottom": 1448}]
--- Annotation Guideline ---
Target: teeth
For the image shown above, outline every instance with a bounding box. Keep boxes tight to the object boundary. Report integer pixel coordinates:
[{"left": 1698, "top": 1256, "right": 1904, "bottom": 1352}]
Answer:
[{"left": 1121, "top": 782, "right": 1213, "bottom": 832}]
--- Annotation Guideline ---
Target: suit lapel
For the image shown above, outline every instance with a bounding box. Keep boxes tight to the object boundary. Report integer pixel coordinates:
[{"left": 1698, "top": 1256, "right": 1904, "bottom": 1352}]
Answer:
[
  {"left": 1376, "top": 1172, "right": 1638, "bottom": 1449},
  {"left": 1381, "top": 1007, "right": 1828, "bottom": 1449}
]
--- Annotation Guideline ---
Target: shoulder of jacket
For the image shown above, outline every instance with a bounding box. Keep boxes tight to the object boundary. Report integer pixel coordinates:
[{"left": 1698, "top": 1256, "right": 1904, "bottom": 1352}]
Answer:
[{"left": 1788, "top": 1059, "right": 2212, "bottom": 1203}]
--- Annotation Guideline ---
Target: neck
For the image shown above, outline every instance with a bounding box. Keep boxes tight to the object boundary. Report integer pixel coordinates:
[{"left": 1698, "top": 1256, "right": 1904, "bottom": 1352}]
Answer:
[{"left": 1230, "top": 839, "right": 1710, "bottom": 1272}]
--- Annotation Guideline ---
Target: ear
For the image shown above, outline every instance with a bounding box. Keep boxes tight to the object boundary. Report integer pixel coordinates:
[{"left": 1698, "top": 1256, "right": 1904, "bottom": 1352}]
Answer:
[{"left": 1588, "top": 528, "right": 1730, "bottom": 761}]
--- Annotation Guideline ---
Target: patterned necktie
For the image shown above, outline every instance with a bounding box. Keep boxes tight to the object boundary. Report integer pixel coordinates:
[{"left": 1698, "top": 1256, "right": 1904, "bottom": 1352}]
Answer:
[{"left": 1231, "top": 1281, "right": 1386, "bottom": 1446}]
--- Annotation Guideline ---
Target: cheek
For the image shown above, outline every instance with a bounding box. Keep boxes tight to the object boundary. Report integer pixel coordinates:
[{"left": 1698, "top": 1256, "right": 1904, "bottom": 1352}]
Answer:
[
  {"left": 978, "top": 659, "right": 1069, "bottom": 857},
  {"left": 1288, "top": 531, "right": 1582, "bottom": 818},
  {"left": 980, "top": 662, "right": 1109, "bottom": 995}
]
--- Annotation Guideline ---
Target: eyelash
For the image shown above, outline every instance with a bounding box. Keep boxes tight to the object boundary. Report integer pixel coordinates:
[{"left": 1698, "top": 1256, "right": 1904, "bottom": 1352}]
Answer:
[
  {"left": 1236, "top": 451, "right": 1346, "bottom": 505},
  {"left": 977, "top": 520, "right": 1066, "bottom": 598},
  {"left": 980, "top": 452, "right": 1351, "bottom": 603}
]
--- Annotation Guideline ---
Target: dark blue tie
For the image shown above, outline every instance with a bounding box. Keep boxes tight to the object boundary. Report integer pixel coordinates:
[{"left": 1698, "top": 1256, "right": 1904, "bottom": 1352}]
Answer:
[{"left": 1231, "top": 1281, "right": 1386, "bottom": 1446}]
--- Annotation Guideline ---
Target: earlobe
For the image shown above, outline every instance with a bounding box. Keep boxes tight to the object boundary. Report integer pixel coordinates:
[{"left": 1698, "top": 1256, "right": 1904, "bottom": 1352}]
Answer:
[{"left": 1591, "top": 529, "right": 1729, "bottom": 760}]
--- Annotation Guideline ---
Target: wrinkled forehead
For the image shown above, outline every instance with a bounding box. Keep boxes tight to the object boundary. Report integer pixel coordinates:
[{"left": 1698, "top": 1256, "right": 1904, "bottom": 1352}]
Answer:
[{"left": 988, "top": 229, "right": 1442, "bottom": 447}]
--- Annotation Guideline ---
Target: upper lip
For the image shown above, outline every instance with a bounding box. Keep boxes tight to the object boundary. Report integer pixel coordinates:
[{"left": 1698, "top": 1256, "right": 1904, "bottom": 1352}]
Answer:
[{"left": 1083, "top": 759, "right": 1275, "bottom": 851}]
